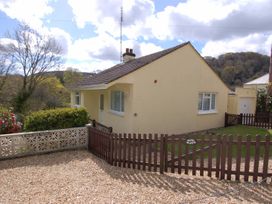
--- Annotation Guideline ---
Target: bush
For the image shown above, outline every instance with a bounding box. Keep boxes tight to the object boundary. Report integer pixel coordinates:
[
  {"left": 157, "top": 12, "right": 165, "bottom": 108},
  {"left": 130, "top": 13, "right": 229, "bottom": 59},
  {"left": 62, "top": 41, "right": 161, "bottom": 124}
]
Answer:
[
  {"left": 0, "top": 107, "right": 22, "bottom": 134},
  {"left": 24, "top": 108, "right": 89, "bottom": 131}
]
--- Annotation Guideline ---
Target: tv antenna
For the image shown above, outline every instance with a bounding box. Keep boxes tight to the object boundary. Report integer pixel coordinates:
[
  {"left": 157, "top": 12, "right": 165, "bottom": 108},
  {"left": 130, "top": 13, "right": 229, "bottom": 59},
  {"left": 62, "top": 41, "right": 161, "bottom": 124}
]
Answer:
[{"left": 120, "top": 6, "right": 123, "bottom": 62}]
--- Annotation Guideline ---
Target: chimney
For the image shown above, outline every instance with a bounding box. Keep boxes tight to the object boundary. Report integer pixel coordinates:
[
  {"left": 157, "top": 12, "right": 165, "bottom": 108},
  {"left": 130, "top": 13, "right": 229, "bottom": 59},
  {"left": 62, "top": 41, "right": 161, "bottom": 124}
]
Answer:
[
  {"left": 122, "top": 48, "right": 136, "bottom": 62},
  {"left": 269, "top": 44, "right": 272, "bottom": 83}
]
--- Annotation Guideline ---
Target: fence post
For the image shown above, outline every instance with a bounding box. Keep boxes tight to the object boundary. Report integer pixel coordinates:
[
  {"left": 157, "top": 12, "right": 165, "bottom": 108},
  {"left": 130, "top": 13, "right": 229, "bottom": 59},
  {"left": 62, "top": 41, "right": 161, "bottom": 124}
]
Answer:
[
  {"left": 224, "top": 112, "right": 228, "bottom": 127},
  {"left": 239, "top": 113, "right": 243, "bottom": 125},
  {"left": 109, "top": 133, "right": 114, "bottom": 165},
  {"left": 160, "top": 134, "right": 165, "bottom": 174},
  {"left": 220, "top": 135, "right": 227, "bottom": 180},
  {"left": 86, "top": 123, "right": 92, "bottom": 152},
  {"left": 92, "top": 120, "right": 96, "bottom": 128}
]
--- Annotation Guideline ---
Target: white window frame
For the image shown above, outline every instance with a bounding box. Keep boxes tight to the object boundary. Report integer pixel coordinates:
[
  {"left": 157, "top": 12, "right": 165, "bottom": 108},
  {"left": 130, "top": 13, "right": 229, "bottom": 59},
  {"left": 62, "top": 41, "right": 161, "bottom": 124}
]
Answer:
[
  {"left": 75, "top": 91, "right": 81, "bottom": 107},
  {"left": 198, "top": 92, "right": 217, "bottom": 114},
  {"left": 110, "top": 90, "right": 124, "bottom": 115}
]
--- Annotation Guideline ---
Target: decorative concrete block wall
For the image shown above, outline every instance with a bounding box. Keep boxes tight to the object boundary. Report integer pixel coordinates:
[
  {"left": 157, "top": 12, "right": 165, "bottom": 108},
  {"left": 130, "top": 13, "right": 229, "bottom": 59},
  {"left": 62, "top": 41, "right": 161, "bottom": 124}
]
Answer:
[{"left": 0, "top": 127, "right": 88, "bottom": 160}]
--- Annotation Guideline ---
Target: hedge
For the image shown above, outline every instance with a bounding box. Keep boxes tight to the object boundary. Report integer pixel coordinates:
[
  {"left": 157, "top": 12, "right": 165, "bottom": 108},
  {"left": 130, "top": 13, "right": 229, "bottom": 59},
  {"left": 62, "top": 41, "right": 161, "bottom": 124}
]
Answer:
[{"left": 24, "top": 108, "right": 89, "bottom": 131}]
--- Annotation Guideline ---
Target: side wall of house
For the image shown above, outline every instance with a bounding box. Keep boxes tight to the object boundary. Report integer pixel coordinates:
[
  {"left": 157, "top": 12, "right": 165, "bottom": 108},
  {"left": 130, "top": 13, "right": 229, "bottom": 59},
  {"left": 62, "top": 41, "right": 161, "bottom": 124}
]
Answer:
[
  {"left": 227, "top": 95, "right": 238, "bottom": 114},
  {"left": 112, "top": 44, "right": 229, "bottom": 134}
]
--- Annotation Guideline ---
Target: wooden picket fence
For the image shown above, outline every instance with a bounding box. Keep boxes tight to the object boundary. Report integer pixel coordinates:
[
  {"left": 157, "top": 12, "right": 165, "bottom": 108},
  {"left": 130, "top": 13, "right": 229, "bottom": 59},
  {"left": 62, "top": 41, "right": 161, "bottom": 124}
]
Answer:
[
  {"left": 225, "top": 112, "right": 272, "bottom": 129},
  {"left": 87, "top": 126, "right": 272, "bottom": 183}
]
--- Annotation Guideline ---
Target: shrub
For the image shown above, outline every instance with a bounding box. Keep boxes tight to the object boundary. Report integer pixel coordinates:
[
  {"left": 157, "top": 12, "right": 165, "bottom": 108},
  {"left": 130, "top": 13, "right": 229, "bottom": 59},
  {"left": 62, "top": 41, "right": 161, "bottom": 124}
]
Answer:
[
  {"left": 24, "top": 108, "right": 89, "bottom": 131},
  {"left": 0, "top": 107, "right": 22, "bottom": 134}
]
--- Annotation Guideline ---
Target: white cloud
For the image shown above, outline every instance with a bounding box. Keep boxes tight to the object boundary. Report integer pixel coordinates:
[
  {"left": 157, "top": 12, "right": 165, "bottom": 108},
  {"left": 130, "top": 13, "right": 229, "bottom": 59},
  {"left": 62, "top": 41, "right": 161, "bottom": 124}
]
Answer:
[
  {"left": 145, "top": 0, "right": 272, "bottom": 41},
  {"left": 47, "top": 28, "right": 72, "bottom": 55},
  {"left": 0, "top": 0, "right": 53, "bottom": 29},
  {"left": 202, "top": 33, "right": 272, "bottom": 57},
  {"left": 169, "top": 0, "right": 243, "bottom": 24},
  {"left": 68, "top": 0, "right": 154, "bottom": 38},
  {"left": 67, "top": 33, "right": 120, "bottom": 62},
  {"left": 65, "top": 60, "right": 116, "bottom": 73}
]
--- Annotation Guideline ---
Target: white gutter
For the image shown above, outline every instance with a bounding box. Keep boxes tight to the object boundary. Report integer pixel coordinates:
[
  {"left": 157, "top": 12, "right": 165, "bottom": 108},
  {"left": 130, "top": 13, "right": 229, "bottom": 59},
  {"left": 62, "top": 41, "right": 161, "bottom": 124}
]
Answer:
[{"left": 72, "top": 83, "right": 108, "bottom": 91}]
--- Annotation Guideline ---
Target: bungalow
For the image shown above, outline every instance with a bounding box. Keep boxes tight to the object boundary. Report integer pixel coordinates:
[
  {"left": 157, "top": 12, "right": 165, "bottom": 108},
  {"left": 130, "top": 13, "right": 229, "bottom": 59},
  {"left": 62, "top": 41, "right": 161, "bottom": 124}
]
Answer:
[{"left": 70, "top": 42, "right": 230, "bottom": 134}]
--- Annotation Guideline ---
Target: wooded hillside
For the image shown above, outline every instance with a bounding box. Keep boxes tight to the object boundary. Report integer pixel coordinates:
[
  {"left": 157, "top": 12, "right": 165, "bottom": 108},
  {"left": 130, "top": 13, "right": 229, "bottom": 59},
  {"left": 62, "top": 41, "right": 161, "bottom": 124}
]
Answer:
[{"left": 205, "top": 52, "right": 270, "bottom": 88}]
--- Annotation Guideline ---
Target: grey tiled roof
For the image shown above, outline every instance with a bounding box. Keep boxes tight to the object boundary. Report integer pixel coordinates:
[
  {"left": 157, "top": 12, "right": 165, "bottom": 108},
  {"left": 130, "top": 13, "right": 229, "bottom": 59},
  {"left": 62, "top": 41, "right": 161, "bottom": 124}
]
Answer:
[{"left": 74, "top": 42, "right": 189, "bottom": 87}]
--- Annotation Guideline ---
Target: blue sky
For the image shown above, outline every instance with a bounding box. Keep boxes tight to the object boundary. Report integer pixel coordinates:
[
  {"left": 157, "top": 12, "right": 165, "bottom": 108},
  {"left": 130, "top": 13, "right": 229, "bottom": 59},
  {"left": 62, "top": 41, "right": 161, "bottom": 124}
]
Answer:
[{"left": 0, "top": 0, "right": 271, "bottom": 72}]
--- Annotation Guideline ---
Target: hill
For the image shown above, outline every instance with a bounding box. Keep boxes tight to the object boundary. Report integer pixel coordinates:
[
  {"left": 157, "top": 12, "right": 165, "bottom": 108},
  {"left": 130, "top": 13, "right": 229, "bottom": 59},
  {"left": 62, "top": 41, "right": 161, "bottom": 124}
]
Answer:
[{"left": 205, "top": 52, "right": 270, "bottom": 88}]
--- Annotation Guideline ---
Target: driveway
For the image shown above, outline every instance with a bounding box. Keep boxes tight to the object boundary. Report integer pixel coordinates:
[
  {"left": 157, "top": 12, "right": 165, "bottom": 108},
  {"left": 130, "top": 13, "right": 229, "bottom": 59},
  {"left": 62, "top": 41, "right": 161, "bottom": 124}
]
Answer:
[{"left": 0, "top": 150, "right": 271, "bottom": 203}]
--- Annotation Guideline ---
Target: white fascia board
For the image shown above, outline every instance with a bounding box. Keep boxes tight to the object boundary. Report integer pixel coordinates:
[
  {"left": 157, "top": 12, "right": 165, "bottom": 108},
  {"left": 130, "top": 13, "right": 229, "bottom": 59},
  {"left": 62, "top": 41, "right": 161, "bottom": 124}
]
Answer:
[{"left": 75, "top": 84, "right": 108, "bottom": 91}]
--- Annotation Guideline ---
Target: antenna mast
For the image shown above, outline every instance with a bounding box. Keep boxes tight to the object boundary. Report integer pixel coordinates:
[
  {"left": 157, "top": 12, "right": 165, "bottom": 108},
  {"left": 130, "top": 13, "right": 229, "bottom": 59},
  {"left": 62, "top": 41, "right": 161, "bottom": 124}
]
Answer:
[{"left": 120, "top": 6, "right": 123, "bottom": 62}]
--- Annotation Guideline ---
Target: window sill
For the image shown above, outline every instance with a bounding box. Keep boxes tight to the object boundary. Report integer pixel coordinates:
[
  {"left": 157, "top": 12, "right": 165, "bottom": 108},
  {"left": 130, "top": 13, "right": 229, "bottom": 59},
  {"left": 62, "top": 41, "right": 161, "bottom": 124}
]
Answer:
[
  {"left": 198, "top": 110, "right": 218, "bottom": 115},
  {"left": 109, "top": 110, "right": 124, "bottom": 117},
  {"left": 73, "top": 105, "right": 81, "bottom": 108}
]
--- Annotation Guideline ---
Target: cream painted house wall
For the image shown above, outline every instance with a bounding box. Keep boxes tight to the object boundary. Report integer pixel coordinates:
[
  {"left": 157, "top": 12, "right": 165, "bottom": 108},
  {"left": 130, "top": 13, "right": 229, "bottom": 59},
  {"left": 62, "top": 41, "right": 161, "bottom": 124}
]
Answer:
[{"left": 71, "top": 44, "right": 230, "bottom": 134}]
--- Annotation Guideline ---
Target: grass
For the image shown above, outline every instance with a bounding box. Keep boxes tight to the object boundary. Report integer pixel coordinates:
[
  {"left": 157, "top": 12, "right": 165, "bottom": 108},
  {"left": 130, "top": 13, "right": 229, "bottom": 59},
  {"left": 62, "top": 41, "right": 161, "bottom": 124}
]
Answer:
[
  {"left": 167, "top": 125, "right": 272, "bottom": 158},
  {"left": 210, "top": 125, "right": 272, "bottom": 137}
]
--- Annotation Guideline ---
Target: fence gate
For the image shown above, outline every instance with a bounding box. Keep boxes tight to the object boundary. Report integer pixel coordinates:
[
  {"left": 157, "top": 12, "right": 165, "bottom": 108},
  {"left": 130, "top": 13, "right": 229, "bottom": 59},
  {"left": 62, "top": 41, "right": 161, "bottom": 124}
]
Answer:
[{"left": 87, "top": 126, "right": 272, "bottom": 183}]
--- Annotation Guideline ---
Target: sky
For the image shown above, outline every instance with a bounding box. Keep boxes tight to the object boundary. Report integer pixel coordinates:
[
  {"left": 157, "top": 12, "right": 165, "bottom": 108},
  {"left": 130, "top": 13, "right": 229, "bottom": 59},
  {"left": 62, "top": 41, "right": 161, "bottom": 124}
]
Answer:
[{"left": 0, "top": 0, "right": 271, "bottom": 72}]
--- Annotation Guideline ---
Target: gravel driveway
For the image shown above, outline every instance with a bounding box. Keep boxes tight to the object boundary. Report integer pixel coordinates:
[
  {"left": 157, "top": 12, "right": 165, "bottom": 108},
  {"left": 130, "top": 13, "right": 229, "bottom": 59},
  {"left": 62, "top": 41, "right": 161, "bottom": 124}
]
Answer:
[{"left": 0, "top": 150, "right": 271, "bottom": 203}]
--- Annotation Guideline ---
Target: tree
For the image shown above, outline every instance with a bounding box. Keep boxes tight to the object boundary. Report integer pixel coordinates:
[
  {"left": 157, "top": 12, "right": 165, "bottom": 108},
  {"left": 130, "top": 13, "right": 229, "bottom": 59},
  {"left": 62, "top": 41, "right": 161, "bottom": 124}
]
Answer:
[
  {"left": 63, "top": 67, "right": 84, "bottom": 86},
  {"left": 26, "top": 77, "right": 70, "bottom": 111},
  {"left": 0, "top": 55, "right": 14, "bottom": 94},
  {"left": 205, "top": 52, "right": 270, "bottom": 88},
  {"left": 0, "top": 24, "right": 64, "bottom": 113}
]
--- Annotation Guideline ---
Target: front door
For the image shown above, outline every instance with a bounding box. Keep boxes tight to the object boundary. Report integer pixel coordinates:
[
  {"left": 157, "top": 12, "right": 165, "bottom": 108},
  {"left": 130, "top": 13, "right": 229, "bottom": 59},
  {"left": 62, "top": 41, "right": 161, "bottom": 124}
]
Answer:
[{"left": 99, "top": 94, "right": 104, "bottom": 123}]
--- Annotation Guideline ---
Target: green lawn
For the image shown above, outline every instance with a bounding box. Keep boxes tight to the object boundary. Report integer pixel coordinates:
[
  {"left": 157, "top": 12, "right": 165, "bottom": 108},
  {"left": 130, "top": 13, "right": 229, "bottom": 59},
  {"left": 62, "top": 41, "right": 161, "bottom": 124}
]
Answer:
[
  {"left": 167, "top": 125, "right": 272, "bottom": 158},
  {"left": 210, "top": 125, "right": 272, "bottom": 137}
]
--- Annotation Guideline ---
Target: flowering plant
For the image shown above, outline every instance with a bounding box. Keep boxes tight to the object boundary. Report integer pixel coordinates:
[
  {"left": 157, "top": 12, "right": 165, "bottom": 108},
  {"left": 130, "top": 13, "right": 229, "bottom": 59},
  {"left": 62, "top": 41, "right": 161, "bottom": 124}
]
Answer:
[{"left": 0, "top": 108, "right": 22, "bottom": 134}]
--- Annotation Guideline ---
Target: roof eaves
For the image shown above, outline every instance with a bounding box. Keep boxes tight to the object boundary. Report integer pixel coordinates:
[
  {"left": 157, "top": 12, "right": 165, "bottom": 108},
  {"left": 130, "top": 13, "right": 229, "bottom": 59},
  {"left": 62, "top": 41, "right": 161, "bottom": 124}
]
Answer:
[{"left": 72, "top": 83, "right": 108, "bottom": 91}]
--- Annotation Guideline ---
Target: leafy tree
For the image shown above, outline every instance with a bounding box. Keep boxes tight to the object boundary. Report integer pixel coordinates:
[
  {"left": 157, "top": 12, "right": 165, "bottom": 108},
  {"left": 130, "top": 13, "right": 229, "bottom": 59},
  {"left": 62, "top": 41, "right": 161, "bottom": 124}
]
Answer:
[
  {"left": 205, "top": 52, "right": 270, "bottom": 88},
  {"left": 26, "top": 76, "right": 70, "bottom": 111},
  {"left": 0, "top": 75, "right": 22, "bottom": 108},
  {"left": 0, "top": 55, "right": 14, "bottom": 94},
  {"left": 63, "top": 67, "right": 84, "bottom": 86},
  {"left": 0, "top": 24, "right": 64, "bottom": 113}
]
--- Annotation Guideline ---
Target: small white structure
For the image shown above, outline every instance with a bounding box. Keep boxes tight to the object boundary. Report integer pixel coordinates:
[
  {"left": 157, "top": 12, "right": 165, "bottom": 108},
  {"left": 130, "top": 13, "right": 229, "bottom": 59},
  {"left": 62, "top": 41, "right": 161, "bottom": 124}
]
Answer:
[{"left": 244, "top": 73, "right": 268, "bottom": 90}]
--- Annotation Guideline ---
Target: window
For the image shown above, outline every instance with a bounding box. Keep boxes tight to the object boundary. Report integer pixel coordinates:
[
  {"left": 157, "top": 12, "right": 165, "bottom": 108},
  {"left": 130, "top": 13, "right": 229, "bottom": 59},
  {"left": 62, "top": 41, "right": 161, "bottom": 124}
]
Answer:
[
  {"left": 198, "top": 93, "right": 216, "bottom": 113},
  {"left": 75, "top": 92, "right": 80, "bottom": 106},
  {"left": 100, "top": 94, "right": 104, "bottom": 111},
  {"left": 111, "top": 91, "right": 124, "bottom": 113}
]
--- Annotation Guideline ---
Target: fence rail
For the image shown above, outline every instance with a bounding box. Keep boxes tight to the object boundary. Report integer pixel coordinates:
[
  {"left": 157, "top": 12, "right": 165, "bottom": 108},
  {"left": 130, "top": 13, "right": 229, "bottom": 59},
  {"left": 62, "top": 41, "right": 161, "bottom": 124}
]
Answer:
[
  {"left": 88, "top": 126, "right": 272, "bottom": 183},
  {"left": 90, "top": 119, "right": 113, "bottom": 133},
  {"left": 225, "top": 112, "right": 272, "bottom": 129}
]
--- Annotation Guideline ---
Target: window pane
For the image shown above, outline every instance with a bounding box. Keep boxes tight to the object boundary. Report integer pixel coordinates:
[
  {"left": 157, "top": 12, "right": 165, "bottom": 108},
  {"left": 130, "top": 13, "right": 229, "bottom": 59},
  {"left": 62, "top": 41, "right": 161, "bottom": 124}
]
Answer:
[
  {"left": 75, "top": 92, "right": 80, "bottom": 105},
  {"left": 198, "top": 94, "right": 202, "bottom": 110},
  {"left": 111, "top": 92, "right": 114, "bottom": 110},
  {"left": 100, "top": 94, "right": 104, "bottom": 110},
  {"left": 111, "top": 91, "right": 124, "bottom": 112},
  {"left": 121, "top": 92, "right": 124, "bottom": 112},
  {"left": 203, "top": 98, "right": 210, "bottom": 110},
  {"left": 211, "top": 94, "right": 215, "bottom": 110}
]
